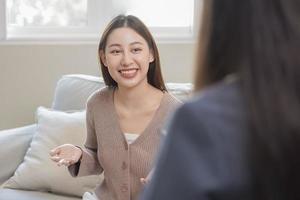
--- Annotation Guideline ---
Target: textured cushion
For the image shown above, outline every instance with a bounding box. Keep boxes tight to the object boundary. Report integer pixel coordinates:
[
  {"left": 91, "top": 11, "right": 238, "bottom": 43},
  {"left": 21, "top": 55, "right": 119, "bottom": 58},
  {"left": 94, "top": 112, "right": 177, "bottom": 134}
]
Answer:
[
  {"left": 3, "top": 107, "right": 102, "bottom": 197},
  {"left": 0, "top": 189, "right": 80, "bottom": 200},
  {"left": 52, "top": 74, "right": 193, "bottom": 111}
]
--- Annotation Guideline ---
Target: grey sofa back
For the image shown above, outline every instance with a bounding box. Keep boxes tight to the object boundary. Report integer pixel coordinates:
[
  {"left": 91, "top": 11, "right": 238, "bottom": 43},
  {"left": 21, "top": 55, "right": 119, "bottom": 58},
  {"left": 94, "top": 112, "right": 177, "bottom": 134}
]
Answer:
[
  {"left": 52, "top": 74, "right": 193, "bottom": 111},
  {"left": 52, "top": 74, "right": 105, "bottom": 111}
]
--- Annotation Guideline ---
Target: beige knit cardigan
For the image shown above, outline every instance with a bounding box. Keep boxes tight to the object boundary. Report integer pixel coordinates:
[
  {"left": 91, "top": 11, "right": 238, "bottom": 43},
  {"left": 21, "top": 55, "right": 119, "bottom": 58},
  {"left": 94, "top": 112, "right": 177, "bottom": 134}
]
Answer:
[{"left": 69, "top": 87, "right": 180, "bottom": 200}]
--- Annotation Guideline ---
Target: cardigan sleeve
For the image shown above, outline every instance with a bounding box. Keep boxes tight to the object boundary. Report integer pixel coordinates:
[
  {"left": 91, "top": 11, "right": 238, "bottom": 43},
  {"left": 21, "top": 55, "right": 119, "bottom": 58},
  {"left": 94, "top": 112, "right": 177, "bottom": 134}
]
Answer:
[{"left": 68, "top": 100, "right": 103, "bottom": 177}]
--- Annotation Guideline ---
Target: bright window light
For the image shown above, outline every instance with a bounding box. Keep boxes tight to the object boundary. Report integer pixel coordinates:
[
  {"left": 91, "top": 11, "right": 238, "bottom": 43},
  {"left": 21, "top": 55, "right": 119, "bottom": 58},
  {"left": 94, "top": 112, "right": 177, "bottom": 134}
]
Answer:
[
  {"left": 7, "top": 0, "right": 87, "bottom": 27},
  {"left": 126, "top": 0, "right": 194, "bottom": 27}
]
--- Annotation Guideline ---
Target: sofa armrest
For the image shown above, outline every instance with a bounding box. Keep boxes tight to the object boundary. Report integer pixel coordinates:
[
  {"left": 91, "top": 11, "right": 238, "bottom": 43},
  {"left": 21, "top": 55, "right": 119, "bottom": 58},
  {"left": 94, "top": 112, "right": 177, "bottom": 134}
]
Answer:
[{"left": 0, "top": 124, "right": 36, "bottom": 185}]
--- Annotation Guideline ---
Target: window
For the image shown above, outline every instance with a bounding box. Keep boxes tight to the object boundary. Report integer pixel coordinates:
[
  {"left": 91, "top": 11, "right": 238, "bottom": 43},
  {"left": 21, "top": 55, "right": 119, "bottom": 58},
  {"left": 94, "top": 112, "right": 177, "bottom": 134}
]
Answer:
[
  {"left": 126, "top": 0, "right": 197, "bottom": 40},
  {"left": 7, "top": 0, "right": 88, "bottom": 27},
  {"left": 0, "top": 0, "right": 201, "bottom": 42}
]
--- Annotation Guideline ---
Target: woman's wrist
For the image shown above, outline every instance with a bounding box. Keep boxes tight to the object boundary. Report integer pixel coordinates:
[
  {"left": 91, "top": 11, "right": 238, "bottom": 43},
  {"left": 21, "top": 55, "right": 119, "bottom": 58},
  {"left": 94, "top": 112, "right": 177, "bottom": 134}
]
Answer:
[{"left": 75, "top": 146, "right": 83, "bottom": 161}]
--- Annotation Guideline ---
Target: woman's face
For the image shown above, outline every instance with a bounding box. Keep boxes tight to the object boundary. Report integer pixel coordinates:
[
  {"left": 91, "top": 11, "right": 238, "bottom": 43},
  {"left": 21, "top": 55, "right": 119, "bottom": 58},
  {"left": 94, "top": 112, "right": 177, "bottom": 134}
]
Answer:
[{"left": 101, "top": 27, "right": 154, "bottom": 89}]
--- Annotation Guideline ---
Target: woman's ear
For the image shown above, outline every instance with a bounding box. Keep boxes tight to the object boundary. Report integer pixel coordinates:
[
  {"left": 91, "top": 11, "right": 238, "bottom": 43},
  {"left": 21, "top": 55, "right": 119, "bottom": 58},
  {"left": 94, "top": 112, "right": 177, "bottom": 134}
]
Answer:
[
  {"left": 149, "top": 49, "right": 155, "bottom": 63},
  {"left": 100, "top": 50, "right": 108, "bottom": 67}
]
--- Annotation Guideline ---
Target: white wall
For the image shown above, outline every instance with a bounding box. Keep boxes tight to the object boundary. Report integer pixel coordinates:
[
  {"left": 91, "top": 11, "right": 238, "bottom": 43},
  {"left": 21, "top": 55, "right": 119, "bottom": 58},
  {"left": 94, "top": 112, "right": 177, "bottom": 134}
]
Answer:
[{"left": 0, "top": 43, "right": 196, "bottom": 130}]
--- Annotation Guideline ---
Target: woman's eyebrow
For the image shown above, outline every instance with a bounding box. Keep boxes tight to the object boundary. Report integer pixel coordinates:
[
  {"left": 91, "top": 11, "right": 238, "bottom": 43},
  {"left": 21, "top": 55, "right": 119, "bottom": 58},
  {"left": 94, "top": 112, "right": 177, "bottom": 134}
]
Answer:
[
  {"left": 107, "top": 44, "right": 121, "bottom": 48},
  {"left": 130, "top": 41, "right": 144, "bottom": 46},
  {"left": 108, "top": 41, "right": 144, "bottom": 48}
]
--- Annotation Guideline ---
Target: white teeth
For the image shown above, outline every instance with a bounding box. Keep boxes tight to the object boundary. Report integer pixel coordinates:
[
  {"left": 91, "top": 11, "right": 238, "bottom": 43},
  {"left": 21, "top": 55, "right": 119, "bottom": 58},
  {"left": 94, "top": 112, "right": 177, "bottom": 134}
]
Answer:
[{"left": 120, "top": 69, "right": 137, "bottom": 74}]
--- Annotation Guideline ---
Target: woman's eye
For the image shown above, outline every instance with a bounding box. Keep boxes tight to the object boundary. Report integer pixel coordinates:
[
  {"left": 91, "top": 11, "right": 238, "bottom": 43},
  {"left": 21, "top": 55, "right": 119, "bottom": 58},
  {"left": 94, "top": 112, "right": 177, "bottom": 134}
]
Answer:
[
  {"left": 132, "top": 48, "right": 142, "bottom": 53},
  {"left": 111, "top": 50, "right": 121, "bottom": 55}
]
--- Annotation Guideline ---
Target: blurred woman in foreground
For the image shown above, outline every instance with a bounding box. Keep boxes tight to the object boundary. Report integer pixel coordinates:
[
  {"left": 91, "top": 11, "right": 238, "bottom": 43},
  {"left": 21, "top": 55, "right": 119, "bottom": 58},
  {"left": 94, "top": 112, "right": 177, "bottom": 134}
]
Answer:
[{"left": 141, "top": 0, "right": 300, "bottom": 199}]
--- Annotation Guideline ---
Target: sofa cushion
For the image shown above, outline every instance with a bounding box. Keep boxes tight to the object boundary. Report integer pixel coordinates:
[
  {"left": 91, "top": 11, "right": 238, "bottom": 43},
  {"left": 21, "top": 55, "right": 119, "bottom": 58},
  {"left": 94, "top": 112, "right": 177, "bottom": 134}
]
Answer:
[
  {"left": 0, "top": 124, "right": 36, "bottom": 185},
  {"left": 52, "top": 74, "right": 193, "bottom": 111},
  {"left": 3, "top": 107, "right": 102, "bottom": 197},
  {"left": 0, "top": 189, "right": 80, "bottom": 200}
]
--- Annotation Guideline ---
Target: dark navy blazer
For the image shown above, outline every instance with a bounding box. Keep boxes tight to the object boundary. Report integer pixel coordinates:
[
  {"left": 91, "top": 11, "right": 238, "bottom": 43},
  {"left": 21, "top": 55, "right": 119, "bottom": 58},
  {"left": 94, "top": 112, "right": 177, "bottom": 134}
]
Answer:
[{"left": 141, "top": 80, "right": 255, "bottom": 200}]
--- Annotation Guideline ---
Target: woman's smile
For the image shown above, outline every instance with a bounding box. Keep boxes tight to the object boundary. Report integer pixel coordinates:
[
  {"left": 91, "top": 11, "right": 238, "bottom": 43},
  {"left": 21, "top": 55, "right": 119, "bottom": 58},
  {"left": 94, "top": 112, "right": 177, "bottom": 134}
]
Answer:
[{"left": 119, "top": 68, "right": 139, "bottom": 79}]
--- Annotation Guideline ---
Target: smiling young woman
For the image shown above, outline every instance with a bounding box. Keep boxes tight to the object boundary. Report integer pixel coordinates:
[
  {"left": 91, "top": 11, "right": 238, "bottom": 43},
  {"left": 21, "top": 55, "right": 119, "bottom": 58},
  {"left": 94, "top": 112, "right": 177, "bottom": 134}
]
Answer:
[{"left": 50, "top": 15, "right": 181, "bottom": 200}]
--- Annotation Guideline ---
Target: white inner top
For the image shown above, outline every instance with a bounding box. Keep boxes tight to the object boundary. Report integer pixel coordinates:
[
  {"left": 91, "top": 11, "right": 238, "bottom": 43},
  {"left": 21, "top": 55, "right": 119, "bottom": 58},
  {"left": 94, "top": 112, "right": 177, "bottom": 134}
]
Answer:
[{"left": 124, "top": 133, "right": 139, "bottom": 144}]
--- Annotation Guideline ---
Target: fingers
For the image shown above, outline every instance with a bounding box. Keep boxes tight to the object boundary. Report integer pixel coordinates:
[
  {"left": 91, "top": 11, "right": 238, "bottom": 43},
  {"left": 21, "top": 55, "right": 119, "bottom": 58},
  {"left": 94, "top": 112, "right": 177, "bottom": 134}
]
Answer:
[
  {"left": 57, "top": 158, "right": 74, "bottom": 167},
  {"left": 140, "top": 178, "right": 147, "bottom": 185},
  {"left": 49, "top": 144, "right": 79, "bottom": 167},
  {"left": 50, "top": 156, "right": 75, "bottom": 166},
  {"left": 49, "top": 147, "right": 61, "bottom": 156},
  {"left": 58, "top": 159, "right": 68, "bottom": 166},
  {"left": 50, "top": 156, "right": 61, "bottom": 162},
  {"left": 50, "top": 147, "right": 62, "bottom": 164},
  {"left": 49, "top": 147, "right": 75, "bottom": 167},
  {"left": 53, "top": 155, "right": 77, "bottom": 166}
]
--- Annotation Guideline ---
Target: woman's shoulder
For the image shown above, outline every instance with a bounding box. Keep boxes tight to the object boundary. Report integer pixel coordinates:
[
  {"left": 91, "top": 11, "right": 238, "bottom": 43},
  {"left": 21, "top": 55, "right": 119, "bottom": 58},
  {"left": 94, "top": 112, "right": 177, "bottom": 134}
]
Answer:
[
  {"left": 86, "top": 86, "right": 114, "bottom": 108},
  {"left": 177, "top": 80, "right": 245, "bottom": 126},
  {"left": 162, "top": 92, "right": 183, "bottom": 111},
  {"left": 165, "top": 91, "right": 183, "bottom": 105},
  {"left": 168, "top": 80, "right": 247, "bottom": 152},
  {"left": 191, "top": 80, "right": 241, "bottom": 107}
]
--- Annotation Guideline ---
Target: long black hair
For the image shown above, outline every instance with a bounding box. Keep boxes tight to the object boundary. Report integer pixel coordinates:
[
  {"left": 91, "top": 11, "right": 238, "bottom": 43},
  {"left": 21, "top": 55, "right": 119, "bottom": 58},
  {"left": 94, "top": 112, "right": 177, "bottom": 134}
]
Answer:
[{"left": 195, "top": 0, "right": 300, "bottom": 199}]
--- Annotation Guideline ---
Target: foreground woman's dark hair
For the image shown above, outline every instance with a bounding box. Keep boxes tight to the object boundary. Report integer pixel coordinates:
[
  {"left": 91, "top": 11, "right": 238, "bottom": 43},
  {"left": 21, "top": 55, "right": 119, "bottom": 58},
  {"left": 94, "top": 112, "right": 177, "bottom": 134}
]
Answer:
[{"left": 196, "top": 0, "right": 300, "bottom": 199}]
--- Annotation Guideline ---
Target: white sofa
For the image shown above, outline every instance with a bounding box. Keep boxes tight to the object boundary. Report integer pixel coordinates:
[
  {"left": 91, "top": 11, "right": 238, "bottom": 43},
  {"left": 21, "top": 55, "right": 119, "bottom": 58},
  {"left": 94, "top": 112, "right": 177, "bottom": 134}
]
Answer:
[{"left": 0, "top": 74, "right": 193, "bottom": 200}]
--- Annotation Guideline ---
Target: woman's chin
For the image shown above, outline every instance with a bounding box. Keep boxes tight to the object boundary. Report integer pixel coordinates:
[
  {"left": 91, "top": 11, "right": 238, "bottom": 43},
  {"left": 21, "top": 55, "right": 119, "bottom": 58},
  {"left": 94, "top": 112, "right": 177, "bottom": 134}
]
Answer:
[{"left": 117, "top": 77, "right": 148, "bottom": 89}]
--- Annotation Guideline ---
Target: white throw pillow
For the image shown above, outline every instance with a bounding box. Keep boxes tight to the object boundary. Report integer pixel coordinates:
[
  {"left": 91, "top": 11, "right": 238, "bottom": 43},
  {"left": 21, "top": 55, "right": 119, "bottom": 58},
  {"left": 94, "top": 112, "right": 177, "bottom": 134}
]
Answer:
[{"left": 3, "top": 107, "right": 102, "bottom": 197}]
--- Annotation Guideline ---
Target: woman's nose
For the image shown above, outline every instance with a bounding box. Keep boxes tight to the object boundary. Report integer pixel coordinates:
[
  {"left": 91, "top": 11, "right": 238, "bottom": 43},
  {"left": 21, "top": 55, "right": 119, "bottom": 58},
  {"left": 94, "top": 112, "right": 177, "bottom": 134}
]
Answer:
[{"left": 121, "top": 51, "right": 133, "bottom": 66}]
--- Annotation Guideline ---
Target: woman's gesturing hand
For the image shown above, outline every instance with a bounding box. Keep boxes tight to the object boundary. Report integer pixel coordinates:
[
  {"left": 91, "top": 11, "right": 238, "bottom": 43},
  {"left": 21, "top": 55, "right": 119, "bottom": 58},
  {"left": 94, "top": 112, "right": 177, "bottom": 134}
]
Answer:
[{"left": 50, "top": 144, "right": 82, "bottom": 167}]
